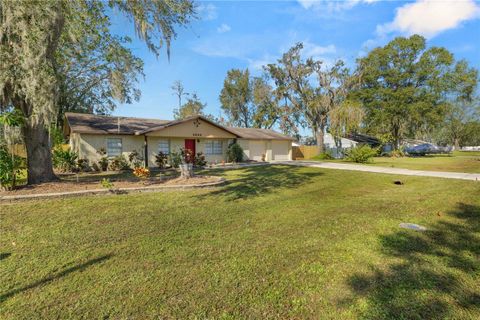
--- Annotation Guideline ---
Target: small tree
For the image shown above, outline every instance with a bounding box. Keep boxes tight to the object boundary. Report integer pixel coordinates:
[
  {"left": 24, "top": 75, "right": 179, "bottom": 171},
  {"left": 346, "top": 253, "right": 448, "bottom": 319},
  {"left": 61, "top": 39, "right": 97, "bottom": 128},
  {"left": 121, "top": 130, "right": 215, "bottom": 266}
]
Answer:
[
  {"left": 226, "top": 142, "right": 244, "bottom": 162},
  {"left": 173, "top": 93, "right": 206, "bottom": 119}
]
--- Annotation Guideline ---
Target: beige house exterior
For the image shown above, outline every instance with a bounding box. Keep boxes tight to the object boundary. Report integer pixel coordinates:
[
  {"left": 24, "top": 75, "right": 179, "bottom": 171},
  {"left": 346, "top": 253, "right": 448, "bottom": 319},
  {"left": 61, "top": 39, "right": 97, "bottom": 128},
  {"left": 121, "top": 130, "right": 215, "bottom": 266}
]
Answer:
[{"left": 64, "top": 113, "right": 294, "bottom": 167}]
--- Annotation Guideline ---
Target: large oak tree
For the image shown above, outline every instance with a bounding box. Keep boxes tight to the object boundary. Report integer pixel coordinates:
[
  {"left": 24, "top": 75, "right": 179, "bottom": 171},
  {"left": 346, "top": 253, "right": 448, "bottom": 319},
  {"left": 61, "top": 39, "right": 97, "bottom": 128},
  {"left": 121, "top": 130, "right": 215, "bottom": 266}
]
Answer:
[
  {"left": 355, "top": 35, "right": 478, "bottom": 150},
  {"left": 0, "top": 0, "right": 194, "bottom": 184}
]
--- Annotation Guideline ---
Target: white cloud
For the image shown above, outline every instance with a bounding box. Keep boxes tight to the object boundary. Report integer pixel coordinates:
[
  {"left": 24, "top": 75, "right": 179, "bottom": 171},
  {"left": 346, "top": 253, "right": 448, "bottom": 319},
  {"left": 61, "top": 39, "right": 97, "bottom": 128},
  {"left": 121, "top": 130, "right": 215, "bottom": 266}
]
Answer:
[
  {"left": 302, "top": 41, "right": 336, "bottom": 59},
  {"left": 247, "top": 54, "right": 279, "bottom": 71},
  {"left": 377, "top": 0, "right": 480, "bottom": 38},
  {"left": 217, "top": 23, "right": 231, "bottom": 33},
  {"left": 197, "top": 3, "right": 217, "bottom": 21},
  {"left": 298, "top": 0, "right": 380, "bottom": 11}
]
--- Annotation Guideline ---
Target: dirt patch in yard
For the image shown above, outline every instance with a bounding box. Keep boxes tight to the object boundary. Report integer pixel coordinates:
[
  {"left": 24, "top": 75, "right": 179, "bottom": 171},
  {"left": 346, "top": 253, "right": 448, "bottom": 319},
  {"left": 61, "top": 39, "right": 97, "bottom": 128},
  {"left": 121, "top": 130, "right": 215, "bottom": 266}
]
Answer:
[{"left": 0, "top": 175, "right": 222, "bottom": 197}]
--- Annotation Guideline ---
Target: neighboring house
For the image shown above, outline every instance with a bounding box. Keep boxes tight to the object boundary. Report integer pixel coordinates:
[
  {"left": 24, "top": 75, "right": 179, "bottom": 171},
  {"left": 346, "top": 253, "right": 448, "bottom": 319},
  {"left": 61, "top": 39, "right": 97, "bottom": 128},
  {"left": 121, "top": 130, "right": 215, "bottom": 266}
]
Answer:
[
  {"left": 63, "top": 113, "right": 294, "bottom": 167},
  {"left": 323, "top": 133, "right": 358, "bottom": 158}
]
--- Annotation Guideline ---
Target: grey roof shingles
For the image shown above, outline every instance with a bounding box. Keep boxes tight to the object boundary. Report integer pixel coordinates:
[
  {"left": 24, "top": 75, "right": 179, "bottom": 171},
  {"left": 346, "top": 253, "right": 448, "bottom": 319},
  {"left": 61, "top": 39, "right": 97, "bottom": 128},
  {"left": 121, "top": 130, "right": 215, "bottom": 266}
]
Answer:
[{"left": 65, "top": 112, "right": 294, "bottom": 140}]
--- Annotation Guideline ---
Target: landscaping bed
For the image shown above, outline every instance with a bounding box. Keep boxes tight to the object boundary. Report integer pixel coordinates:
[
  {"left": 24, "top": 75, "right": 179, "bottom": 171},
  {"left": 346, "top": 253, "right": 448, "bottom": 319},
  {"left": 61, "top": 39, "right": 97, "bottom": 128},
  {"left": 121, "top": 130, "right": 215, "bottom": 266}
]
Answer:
[{"left": 0, "top": 174, "right": 223, "bottom": 197}]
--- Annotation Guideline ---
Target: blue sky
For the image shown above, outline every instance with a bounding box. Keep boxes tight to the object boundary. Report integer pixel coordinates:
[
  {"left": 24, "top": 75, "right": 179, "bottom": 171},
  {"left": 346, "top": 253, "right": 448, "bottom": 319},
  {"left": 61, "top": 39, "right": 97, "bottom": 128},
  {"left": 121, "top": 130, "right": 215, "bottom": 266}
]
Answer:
[{"left": 112, "top": 0, "right": 480, "bottom": 128}]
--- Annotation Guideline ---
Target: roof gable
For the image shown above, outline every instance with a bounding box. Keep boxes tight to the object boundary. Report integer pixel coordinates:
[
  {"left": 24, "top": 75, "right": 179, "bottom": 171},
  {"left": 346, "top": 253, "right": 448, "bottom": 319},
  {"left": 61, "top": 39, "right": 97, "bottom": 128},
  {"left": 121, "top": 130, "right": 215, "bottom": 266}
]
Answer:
[{"left": 140, "top": 116, "right": 238, "bottom": 139}]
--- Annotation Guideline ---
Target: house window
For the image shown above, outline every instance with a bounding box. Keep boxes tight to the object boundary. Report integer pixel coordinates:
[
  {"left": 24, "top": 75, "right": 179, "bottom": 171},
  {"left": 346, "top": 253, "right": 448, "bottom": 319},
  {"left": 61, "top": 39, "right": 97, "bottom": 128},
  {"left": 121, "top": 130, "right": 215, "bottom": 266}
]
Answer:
[
  {"left": 106, "top": 138, "right": 122, "bottom": 157},
  {"left": 205, "top": 140, "right": 223, "bottom": 155},
  {"left": 158, "top": 139, "right": 170, "bottom": 154}
]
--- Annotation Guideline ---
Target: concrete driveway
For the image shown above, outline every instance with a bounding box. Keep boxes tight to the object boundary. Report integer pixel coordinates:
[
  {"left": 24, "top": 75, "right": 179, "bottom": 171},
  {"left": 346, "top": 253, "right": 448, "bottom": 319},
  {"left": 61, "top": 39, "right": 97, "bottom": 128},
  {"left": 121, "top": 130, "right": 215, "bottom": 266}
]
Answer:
[{"left": 272, "top": 160, "right": 480, "bottom": 181}]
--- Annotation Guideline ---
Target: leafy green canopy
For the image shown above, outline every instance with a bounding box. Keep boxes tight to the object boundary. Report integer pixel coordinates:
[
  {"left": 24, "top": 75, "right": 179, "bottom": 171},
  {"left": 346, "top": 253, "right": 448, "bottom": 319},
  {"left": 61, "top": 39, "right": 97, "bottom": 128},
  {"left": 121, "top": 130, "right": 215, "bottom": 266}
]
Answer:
[
  {"left": 219, "top": 69, "right": 282, "bottom": 130},
  {"left": 173, "top": 93, "right": 206, "bottom": 119},
  {"left": 355, "top": 35, "right": 478, "bottom": 149}
]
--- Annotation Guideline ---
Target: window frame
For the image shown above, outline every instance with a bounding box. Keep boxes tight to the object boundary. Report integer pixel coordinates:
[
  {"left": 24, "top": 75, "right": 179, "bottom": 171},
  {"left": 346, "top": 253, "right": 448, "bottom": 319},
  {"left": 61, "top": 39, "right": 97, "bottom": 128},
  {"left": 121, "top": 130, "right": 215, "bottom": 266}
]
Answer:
[
  {"left": 158, "top": 139, "right": 170, "bottom": 155},
  {"left": 205, "top": 140, "right": 223, "bottom": 155},
  {"left": 106, "top": 138, "right": 122, "bottom": 157}
]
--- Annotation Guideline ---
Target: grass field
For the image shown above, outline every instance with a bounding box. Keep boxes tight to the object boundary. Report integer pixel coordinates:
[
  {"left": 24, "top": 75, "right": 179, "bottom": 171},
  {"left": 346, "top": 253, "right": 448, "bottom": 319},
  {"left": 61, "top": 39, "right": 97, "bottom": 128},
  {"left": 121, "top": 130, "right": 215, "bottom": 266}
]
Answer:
[
  {"left": 1, "top": 165, "right": 479, "bottom": 319},
  {"left": 313, "top": 151, "right": 480, "bottom": 173},
  {"left": 368, "top": 151, "right": 480, "bottom": 173}
]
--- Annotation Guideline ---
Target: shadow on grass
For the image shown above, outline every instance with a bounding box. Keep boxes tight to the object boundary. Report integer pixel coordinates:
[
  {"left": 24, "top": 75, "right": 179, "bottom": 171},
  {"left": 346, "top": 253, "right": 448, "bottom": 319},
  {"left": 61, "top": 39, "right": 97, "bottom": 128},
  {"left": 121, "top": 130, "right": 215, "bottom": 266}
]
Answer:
[
  {"left": 0, "top": 254, "right": 113, "bottom": 303},
  {"left": 0, "top": 253, "right": 11, "bottom": 261},
  {"left": 345, "top": 203, "right": 480, "bottom": 319},
  {"left": 198, "top": 165, "right": 323, "bottom": 200}
]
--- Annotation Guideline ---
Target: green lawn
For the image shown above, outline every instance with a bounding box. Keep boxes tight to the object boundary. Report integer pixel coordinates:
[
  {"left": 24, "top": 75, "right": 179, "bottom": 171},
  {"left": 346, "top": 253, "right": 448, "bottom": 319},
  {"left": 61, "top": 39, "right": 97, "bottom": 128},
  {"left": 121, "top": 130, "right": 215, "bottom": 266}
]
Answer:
[
  {"left": 314, "top": 151, "right": 480, "bottom": 173},
  {"left": 1, "top": 166, "right": 479, "bottom": 319}
]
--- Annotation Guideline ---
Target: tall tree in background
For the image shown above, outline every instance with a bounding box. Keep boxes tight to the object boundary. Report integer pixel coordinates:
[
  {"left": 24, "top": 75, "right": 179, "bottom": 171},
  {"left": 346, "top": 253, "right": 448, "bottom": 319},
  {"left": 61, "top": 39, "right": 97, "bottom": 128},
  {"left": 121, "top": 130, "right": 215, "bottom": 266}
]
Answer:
[
  {"left": 267, "top": 44, "right": 358, "bottom": 152},
  {"left": 171, "top": 80, "right": 189, "bottom": 111},
  {"left": 251, "top": 76, "right": 281, "bottom": 129},
  {"left": 266, "top": 44, "right": 323, "bottom": 148},
  {"left": 220, "top": 69, "right": 283, "bottom": 129},
  {"left": 220, "top": 69, "right": 252, "bottom": 127},
  {"left": 173, "top": 93, "right": 206, "bottom": 119},
  {"left": 0, "top": 0, "right": 195, "bottom": 184},
  {"left": 356, "top": 35, "right": 478, "bottom": 150}
]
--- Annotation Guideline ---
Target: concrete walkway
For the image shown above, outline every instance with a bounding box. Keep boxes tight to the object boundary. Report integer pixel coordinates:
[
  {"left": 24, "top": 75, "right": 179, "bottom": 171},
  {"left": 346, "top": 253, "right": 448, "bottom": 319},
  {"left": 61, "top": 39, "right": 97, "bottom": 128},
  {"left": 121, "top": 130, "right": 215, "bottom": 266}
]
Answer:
[{"left": 272, "top": 160, "right": 480, "bottom": 181}]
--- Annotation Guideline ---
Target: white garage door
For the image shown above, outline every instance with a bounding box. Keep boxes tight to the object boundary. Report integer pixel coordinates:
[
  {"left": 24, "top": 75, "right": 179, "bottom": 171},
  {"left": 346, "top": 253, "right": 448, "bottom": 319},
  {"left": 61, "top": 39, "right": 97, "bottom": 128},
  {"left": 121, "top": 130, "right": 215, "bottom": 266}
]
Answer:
[
  {"left": 272, "top": 140, "right": 290, "bottom": 160},
  {"left": 249, "top": 140, "right": 266, "bottom": 161}
]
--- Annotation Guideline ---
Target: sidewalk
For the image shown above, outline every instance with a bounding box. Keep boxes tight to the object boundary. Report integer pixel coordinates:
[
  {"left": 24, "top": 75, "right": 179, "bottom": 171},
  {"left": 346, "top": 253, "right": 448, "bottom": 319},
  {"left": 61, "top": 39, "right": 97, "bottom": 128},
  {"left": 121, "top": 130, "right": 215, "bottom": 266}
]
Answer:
[{"left": 272, "top": 160, "right": 480, "bottom": 181}]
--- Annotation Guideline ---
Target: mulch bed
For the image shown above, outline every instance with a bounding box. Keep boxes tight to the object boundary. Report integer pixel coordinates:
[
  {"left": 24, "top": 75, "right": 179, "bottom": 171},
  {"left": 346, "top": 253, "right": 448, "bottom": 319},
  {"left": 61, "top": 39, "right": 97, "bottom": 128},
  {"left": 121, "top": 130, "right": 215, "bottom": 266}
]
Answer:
[{"left": 0, "top": 175, "right": 222, "bottom": 197}]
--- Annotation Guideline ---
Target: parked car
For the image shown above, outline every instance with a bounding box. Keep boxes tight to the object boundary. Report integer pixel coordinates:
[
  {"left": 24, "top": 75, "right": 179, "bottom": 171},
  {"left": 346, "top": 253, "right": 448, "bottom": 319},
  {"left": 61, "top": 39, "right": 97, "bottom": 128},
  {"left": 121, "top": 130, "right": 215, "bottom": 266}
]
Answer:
[{"left": 405, "top": 143, "right": 452, "bottom": 156}]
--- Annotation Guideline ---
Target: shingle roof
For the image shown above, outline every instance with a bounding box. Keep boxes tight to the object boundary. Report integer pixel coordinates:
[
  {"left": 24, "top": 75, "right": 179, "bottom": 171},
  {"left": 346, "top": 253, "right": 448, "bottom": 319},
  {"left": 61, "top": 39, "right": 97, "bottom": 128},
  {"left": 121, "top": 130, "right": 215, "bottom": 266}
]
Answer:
[
  {"left": 65, "top": 113, "right": 294, "bottom": 140},
  {"left": 226, "top": 127, "right": 295, "bottom": 141},
  {"left": 64, "top": 113, "right": 170, "bottom": 135}
]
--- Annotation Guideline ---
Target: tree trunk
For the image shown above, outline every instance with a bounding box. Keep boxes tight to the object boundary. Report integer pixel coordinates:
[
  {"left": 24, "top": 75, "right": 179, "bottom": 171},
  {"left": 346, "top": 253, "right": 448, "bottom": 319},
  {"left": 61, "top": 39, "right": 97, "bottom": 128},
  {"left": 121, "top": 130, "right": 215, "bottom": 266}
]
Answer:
[
  {"left": 23, "top": 120, "right": 57, "bottom": 184},
  {"left": 316, "top": 127, "right": 325, "bottom": 154},
  {"left": 454, "top": 137, "right": 460, "bottom": 150}
]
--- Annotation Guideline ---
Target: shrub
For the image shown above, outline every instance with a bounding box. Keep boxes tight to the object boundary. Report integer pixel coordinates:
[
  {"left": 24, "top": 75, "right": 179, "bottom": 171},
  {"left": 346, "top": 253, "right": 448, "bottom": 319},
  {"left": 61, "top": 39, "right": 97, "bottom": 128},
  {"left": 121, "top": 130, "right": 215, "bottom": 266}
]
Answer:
[
  {"left": 226, "top": 143, "right": 243, "bottom": 163},
  {"left": 169, "top": 151, "right": 182, "bottom": 168},
  {"left": 128, "top": 150, "right": 144, "bottom": 168},
  {"left": 345, "top": 145, "right": 377, "bottom": 163},
  {"left": 133, "top": 167, "right": 150, "bottom": 179},
  {"left": 0, "top": 145, "right": 25, "bottom": 190},
  {"left": 77, "top": 158, "right": 90, "bottom": 172},
  {"left": 109, "top": 155, "right": 130, "bottom": 171},
  {"left": 312, "top": 152, "right": 334, "bottom": 160},
  {"left": 155, "top": 151, "right": 169, "bottom": 169},
  {"left": 194, "top": 152, "right": 207, "bottom": 167},
  {"left": 100, "top": 178, "right": 114, "bottom": 189},
  {"left": 91, "top": 162, "right": 101, "bottom": 172},
  {"left": 52, "top": 148, "right": 78, "bottom": 172},
  {"left": 181, "top": 148, "right": 194, "bottom": 164},
  {"left": 97, "top": 148, "right": 109, "bottom": 171}
]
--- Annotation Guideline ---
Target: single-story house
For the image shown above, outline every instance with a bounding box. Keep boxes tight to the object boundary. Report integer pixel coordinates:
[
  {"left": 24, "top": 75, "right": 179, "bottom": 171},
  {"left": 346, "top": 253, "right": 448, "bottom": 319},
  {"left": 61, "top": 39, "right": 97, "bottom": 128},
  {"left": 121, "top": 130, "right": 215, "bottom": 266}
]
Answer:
[{"left": 64, "top": 113, "right": 294, "bottom": 167}]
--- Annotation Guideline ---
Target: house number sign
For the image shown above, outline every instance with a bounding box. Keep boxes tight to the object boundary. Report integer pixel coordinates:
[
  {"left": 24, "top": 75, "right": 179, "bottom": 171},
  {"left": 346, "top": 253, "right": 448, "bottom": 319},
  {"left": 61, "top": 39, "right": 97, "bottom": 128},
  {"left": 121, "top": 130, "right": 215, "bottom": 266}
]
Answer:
[{"left": 193, "top": 119, "right": 202, "bottom": 136}]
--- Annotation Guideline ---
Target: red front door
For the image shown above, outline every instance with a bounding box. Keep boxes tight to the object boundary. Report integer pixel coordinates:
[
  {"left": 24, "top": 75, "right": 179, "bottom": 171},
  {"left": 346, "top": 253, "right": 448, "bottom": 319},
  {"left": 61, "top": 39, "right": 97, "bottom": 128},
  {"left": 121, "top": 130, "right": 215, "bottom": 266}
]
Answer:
[{"left": 185, "top": 139, "right": 196, "bottom": 154}]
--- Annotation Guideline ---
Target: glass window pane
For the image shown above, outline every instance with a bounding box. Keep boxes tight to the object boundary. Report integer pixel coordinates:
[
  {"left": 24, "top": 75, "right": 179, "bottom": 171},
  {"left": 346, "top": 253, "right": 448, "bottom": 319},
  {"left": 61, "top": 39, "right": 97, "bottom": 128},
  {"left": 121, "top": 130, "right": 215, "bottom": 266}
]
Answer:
[
  {"left": 106, "top": 138, "right": 122, "bottom": 157},
  {"left": 205, "top": 140, "right": 222, "bottom": 155},
  {"left": 158, "top": 139, "right": 170, "bottom": 154}
]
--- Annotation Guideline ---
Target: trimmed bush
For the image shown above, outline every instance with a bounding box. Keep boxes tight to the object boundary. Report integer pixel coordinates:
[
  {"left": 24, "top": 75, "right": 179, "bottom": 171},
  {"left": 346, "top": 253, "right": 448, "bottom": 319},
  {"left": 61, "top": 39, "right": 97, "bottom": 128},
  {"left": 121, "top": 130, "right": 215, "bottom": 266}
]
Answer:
[
  {"left": 109, "top": 155, "right": 130, "bottom": 171},
  {"left": 155, "top": 152, "right": 169, "bottom": 169},
  {"left": 194, "top": 152, "right": 207, "bottom": 167},
  {"left": 169, "top": 151, "right": 182, "bottom": 168},
  {"left": 345, "top": 145, "right": 377, "bottom": 163},
  {"left": 226, "top": 143, "right": 243, "bottom": 163},
  {"left": 52, "top": 148, "right": 78, "bottom": 172}
]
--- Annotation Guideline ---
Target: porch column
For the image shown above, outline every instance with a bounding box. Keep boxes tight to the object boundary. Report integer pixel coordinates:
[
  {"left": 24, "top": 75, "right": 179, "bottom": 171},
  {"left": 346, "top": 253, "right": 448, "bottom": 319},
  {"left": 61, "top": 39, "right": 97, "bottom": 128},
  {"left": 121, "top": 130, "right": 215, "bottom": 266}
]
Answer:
[{"left": 144, "top": 135, "right": 148, "bottom": 167}]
